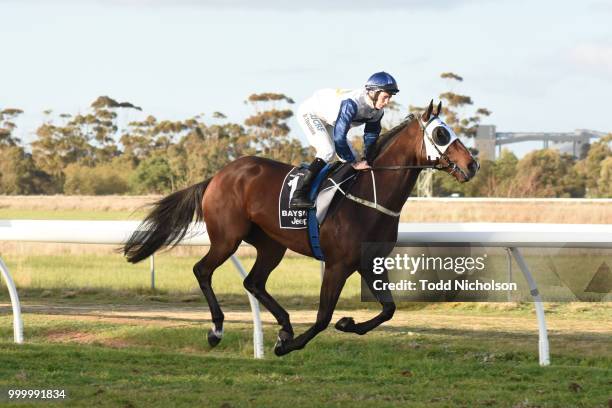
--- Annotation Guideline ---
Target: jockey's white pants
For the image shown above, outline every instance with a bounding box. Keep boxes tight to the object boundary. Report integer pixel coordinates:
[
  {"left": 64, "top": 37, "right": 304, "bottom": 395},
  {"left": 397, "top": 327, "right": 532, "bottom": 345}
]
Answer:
[{"left": 297, "top": 102, "right": 357, "bottom": 163}]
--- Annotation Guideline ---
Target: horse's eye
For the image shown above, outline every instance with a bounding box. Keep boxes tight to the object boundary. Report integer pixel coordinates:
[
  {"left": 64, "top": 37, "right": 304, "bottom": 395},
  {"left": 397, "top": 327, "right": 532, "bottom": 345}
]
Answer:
[{"left": 432, "top": 127, "right": 450, "bottom": 145}]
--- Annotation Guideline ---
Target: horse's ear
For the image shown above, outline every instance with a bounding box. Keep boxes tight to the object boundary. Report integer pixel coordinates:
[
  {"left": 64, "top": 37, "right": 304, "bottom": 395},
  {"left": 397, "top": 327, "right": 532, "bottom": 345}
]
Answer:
[
  {"left": 436, "top": 101, "right": 442, "bottom": 116},
  {"left": 423, "top": 99, "right": 434, "bottom": 121}
]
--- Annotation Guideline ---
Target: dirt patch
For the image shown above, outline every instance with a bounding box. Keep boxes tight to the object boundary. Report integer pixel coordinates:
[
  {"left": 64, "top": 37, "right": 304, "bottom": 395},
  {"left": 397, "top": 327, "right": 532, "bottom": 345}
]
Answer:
[
  {"left": 3, "top": 302, "right": 609, "bottom": 357},
  {"left": 45, "top": 329, "right": 132, "bottom": 348},
  {"left": 7, "top": 302, "right": 611, "bottom": 335},
  {"left": 46, "top": 330, "right": 99, "bottom": 344}
]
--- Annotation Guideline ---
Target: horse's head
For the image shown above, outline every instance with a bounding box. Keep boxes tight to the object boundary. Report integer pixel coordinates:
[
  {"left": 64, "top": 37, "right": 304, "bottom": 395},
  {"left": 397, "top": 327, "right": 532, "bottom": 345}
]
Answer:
[{"left": 418, "top": 100, "right": 479, "bottom": 182}]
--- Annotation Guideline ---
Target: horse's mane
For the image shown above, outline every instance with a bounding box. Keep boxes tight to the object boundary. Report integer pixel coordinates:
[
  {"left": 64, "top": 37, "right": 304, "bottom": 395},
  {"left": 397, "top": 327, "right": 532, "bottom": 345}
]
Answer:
[{"left": 367, "top": 113, "right": 416, "bottom": 162}]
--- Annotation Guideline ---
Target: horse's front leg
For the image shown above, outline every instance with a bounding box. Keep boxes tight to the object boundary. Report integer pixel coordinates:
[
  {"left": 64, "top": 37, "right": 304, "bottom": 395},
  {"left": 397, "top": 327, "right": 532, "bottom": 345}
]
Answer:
[
  {"left": 335, "top": 266, "right": 396, "bottom": 335},
  {"left": 274, "top": 262, "right": 350, "bottom": 356}
]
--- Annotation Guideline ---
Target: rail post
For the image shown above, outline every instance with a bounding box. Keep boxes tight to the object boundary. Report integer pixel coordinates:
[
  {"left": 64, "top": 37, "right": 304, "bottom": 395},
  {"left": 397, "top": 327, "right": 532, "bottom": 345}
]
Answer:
[
  {"left": 230, "top": 255, "right": 264, "bottom": 359},
  {"left": 509, "top": 247, "right": 550, "bottom": 366},
  {"left": 0, "top": 257, "right": 24, "bottom": 344}
]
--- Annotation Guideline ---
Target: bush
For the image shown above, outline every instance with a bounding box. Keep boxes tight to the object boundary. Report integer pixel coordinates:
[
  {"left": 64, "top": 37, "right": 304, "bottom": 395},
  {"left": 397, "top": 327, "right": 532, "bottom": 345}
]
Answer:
[
  {"left": 0, "top": 145, "right": 56, "bottom": 194},
  {"left": 64, "top": 162, "right": 130, "bottom": 195},
  {"left": 129, "top": 156, "right": 175, "bottom": 194}
]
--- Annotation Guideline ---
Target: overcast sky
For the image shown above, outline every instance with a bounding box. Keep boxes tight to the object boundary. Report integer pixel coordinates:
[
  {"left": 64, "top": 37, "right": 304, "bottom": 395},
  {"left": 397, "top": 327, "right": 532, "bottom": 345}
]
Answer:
[{"left": 2, "top": 0, "right": 611, "bottom": 156}]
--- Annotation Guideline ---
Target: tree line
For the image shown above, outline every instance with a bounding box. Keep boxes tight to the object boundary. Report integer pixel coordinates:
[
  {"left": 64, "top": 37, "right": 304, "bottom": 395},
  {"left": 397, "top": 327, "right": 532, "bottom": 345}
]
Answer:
[
  {"left": 0, "top": 93, "right": 309, "bottom": 195},
  {"left": 429, "top": 73, "right": 612, "bottom": 198},
  {"left": 434, "top": 143, "right": 612, "bottom": 198},
  {"left": 1, "top": 73, "right": 610, "bottom": 197}
]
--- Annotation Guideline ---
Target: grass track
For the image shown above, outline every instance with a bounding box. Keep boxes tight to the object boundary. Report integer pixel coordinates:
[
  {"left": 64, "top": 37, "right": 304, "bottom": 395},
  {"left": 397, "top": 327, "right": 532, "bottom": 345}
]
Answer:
[
  {"left": 1, "top": 251, "right": 610, "bottom": 305},
  {"left": 0, "top": 312, "right": 610, "bottom": 408},
  {"left": 1, "top": 204, "right": 611, "bottom": 406}
]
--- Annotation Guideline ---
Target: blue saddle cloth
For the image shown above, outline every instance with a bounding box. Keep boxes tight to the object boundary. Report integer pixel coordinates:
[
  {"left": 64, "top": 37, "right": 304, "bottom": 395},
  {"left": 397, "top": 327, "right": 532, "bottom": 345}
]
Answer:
[
  {"left": 307, "top": 163, "right": 334, "bottom": 261},
  {"left": 277, "top": 161, "right": 356, "bottom": 261}
]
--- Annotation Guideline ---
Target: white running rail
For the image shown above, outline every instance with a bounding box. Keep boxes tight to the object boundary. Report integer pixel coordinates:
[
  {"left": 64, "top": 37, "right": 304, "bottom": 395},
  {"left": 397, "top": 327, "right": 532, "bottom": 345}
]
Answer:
[{"left": 2, "top": 220, "right": 611, "bottom": 365}]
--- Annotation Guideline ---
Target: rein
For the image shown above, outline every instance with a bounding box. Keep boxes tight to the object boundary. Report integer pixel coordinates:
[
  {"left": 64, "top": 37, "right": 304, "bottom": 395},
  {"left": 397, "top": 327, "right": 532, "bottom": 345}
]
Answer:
[
  {"left": 372, "top": 164, "right": 440, "bottom": 170},
  {"left": 334, "top": 112, "right": 469, "bottom": 217},
  {"left": 370, "top": 113, "right": 469, "bottom": 179}
]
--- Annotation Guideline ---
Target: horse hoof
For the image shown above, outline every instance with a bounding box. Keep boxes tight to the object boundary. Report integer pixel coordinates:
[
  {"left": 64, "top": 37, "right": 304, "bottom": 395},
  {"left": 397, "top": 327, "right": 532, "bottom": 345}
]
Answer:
[
  {"left": 274, "top": 332, "right": 293, "bottom": 357},
  {"left": 274, "top": 341, "right": 290, "bottom": 357},
  {"left": 278, "top": 329, "right": 293, "bottom": 342},
  {"left": 335, "top": 317, "right": 356, "bottom": 332},
  {"left": 207, "top": 329, "right": 222, "bottom": 347}
]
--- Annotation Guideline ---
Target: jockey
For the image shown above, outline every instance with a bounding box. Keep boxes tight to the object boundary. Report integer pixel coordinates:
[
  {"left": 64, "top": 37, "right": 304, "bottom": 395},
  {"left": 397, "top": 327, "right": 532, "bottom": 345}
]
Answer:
[{"left": 290, "top": 71, "right": 399, "bottom": 208}]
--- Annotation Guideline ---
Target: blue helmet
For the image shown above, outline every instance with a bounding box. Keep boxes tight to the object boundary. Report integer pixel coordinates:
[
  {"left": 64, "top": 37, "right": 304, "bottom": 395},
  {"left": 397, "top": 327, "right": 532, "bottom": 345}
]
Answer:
[{"left": 365, "top": 72, "right": 399, "bottom": 95}]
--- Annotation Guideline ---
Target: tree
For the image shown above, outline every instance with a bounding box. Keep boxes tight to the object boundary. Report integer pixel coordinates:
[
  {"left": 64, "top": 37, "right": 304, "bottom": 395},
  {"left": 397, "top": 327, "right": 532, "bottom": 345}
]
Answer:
[
  {"left": 31, "top": 121, "right": 92, "bottom": 188},
  {"left": 64, "top": 160, "right": 131, "bottom": 195},
  {"left": 130, "top": 156, "right": 176, "bottom": 194},
  {"left": 120, "top": 115, "right": 159, "bottom": 163},
  {"left": 574, "top": 134, "right": 612, "bottom": 197},
  {"left": 0, "top": 108, "right": 56, "bottom": 194},
  {"left": 31, "top": 96, "right": 141, "bottom": 190},
  {"left": 87, "top": 96, "right": 142, "bottom": 163},
  {"left": 169, "top": 122, "right": 256, "bottom": 187},
  {"left": 0, "top": 108, "right": 24, "bottom": 146},
  {"left": 515, "top": 149, "right": 584, "bottom": 197},
  {"left": 438, "top": 72, "right": 491, "bottom": 138},
  {"left": 440, "top": 72, "right": 463, "bottom": 81},
  {"left": 121, "top": 115, "right": 192, "bottom": 165},
  {"left": 431, "top": 148, "right": 584, "bottom": 198},
  {"left": 0, "top": 145, "right": 55, "bottom": 194},
  {"left": 486, "top": 149, "right": 519, "bottom": 196},
  {"left": 410, "top": 72, "right": 491, "bottom": 139},
  {"left": 597, "top": 156, "right": 612, "bottom": 197},
  {"left": 244, "top": 92, "right": 309, "bottom": 165}
]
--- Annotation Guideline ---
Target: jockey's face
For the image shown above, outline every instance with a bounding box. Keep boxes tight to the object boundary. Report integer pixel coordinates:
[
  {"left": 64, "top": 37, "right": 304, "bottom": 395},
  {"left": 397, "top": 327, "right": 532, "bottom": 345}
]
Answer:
[{"left": 372, "top": 91, "right": 392, "bottom": 110}]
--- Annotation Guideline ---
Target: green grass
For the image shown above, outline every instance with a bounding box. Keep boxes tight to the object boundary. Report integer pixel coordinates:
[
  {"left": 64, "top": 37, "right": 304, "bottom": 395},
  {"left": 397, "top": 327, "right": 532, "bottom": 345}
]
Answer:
[
  {"left": 0, "top": 314, "right": 610, "bottom": 408},
  {"left": 1, "top": 208, "right": 611, "bottom": 406},
  {"left": 0, "top": 253, "right": 366, "bottom": 307},
  {"left": 2, "top": 207, "right": 610, "bottom": 304},
  {"left": 1, "top": 251, "right": 609, "bottom": 306}
]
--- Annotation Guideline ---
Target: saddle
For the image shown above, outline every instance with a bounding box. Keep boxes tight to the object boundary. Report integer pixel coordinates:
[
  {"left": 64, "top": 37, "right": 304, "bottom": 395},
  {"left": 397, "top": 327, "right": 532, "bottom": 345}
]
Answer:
[{"left": 278, "top": 161, "right": 356, "bottom": 230}]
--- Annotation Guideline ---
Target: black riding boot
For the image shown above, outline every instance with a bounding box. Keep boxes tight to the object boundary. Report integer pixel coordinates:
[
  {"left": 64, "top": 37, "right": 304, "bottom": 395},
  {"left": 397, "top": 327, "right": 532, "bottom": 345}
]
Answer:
[{"left": 290, "top": 158, "right": 326, "bottom": 209}]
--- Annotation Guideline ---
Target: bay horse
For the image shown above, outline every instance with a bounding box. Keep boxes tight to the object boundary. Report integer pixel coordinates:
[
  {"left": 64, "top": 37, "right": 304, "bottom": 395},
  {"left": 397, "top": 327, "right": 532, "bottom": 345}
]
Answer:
[{"left": 123, "top": 100, "right": 479, "bottom": 356}]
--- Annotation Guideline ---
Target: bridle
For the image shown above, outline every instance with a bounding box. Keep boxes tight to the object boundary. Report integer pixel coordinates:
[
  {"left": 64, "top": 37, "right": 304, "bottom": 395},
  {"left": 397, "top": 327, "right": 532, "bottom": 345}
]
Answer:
[
  {"left": 370, "top": 113, "right": 470, "bottom": 180},
  {"left": 332, "top": 112, "right": 474, "bottom": 218}
]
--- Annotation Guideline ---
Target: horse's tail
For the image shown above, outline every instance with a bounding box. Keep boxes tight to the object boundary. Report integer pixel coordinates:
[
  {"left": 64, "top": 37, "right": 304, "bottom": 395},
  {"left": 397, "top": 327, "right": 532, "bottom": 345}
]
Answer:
[{"left": 123, "top": 179, "right": 211, "bottom": 263}]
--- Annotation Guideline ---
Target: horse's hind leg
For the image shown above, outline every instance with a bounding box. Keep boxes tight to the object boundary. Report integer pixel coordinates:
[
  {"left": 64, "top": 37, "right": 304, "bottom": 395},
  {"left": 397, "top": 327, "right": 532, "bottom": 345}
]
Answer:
[
  {"left": 274, "top": 262, "right": 350, "bottom": 356},
  {"left": 335, "top": 267, "right": 396, "bottom": 335},
  {"left": 242, "top": 228, "right": 293, "bottom": 346},
  {"left": 193, "top": 239, "right": 241, "bottom": 347}
]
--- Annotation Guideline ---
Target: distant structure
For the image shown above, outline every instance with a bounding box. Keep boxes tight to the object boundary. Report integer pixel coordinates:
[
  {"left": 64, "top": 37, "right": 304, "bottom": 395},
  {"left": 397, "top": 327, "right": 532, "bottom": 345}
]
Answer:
[
  {"left": 416, "top": 125, "right": 607, "bottom": 197},
  {"left": 475, "top": 125, "right": 607, "bottom": 161}
]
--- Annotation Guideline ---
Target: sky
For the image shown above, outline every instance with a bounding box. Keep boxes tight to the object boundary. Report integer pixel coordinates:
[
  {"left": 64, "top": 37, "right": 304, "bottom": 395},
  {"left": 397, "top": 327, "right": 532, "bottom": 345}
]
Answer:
[{"left": 2, "top": 0, "right": 612, "bottom": 157}]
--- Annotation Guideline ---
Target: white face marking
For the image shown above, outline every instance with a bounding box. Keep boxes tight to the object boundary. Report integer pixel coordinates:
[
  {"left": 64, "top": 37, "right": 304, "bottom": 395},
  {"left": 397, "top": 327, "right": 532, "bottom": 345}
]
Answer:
[{"left": 423, "top": 116, "right": 458, "bottom": 161}]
